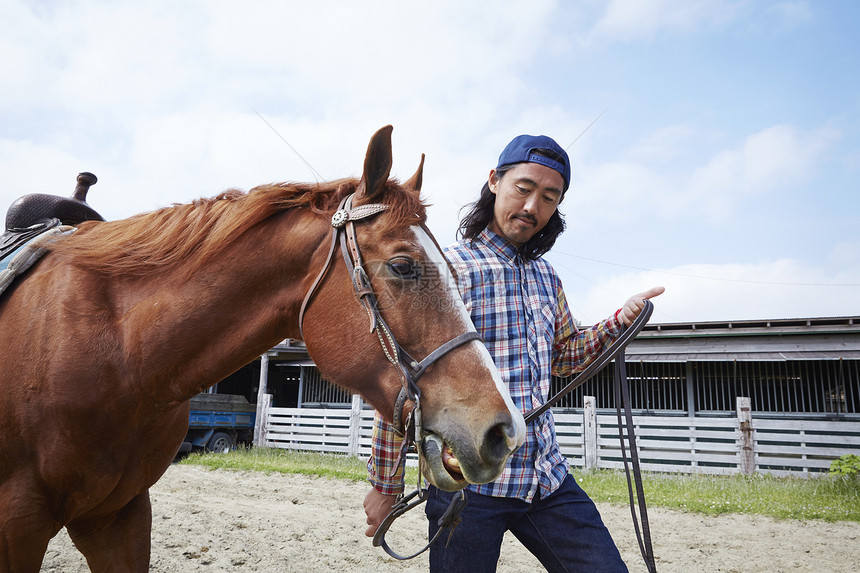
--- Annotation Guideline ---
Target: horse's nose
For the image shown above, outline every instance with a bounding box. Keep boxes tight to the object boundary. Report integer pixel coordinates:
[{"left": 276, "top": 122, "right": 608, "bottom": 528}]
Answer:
[{"left": 480, "top": 414, "right": 524, "bottom": 463}]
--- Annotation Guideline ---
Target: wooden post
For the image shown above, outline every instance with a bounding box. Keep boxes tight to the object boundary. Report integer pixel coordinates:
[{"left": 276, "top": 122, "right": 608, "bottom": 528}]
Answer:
[
  {"left": 348, "top": 394, "right": 363, "bottom": 457},
  {"left": 685, "top": 362, "right": 696, "bottom": 417},
  {"left": 584, "top": 395, "right": 598, "bottom": 470},
  {"left": 253, "top": 353, "right": 270, "bottom": 447},
  {"left": 258, "top": 394, "right": 272, "bottom": 446},
  {"left": 736, "top": 396, "right": 754, "bottom": 475}
]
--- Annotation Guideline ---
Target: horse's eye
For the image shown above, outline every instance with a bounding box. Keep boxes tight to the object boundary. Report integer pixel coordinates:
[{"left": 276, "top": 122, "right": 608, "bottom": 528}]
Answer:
[{"left": 389, "top": 257, "right": 418, "bottom": 278}]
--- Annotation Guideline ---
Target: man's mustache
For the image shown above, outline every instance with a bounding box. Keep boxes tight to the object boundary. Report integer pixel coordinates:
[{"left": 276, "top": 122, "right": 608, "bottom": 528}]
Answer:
[{"left": 514, "top": 213, "right": 537, "bottom": 225}]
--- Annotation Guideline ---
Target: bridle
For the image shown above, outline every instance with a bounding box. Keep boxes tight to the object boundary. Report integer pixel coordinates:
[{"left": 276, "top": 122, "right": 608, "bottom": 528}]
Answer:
[
  {"left": 297, "top": 192, "right": 481, "bottom": 560},
  {"left": 298, "top": 192, "right": 480, "bottom": 440}
]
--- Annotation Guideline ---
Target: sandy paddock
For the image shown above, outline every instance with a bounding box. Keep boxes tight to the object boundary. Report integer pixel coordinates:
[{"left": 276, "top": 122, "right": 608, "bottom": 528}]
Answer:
[{"left": 40, "top": 464, "right": 859, "bottom": 572}]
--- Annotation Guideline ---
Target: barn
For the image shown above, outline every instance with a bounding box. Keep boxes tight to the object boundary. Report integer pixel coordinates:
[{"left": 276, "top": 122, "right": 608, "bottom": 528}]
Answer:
[
  {"left": 221, "top": 315, "right": 859, "bottom": 417},
  {"left": 556, "top": 315, "right": 859, "bottom": 418},
  {"left": 212, "top": 314, "right": 860, "bottom": 475}
]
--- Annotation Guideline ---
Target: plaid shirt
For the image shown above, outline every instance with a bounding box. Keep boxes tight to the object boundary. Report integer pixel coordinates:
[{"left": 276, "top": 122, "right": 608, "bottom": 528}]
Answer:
[{"left": 368, "top": 228, "right": 623, "bottom": 502}]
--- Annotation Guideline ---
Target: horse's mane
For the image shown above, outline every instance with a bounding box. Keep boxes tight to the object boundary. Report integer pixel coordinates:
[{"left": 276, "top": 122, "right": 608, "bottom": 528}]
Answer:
[{"left": 47, "top": 178, "right": 427, "bottom": 277}]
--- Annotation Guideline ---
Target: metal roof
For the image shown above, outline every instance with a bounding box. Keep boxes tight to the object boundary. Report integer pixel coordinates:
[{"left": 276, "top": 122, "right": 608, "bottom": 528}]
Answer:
[
  {"left": 627, "top": 317, "right": 860, "bottom": 361},
  {"left": 639, "top": 315, "right": 859, "bottom": 337},
  {"left": 626, "top": 350, "right": 860, "bottom": 362}
]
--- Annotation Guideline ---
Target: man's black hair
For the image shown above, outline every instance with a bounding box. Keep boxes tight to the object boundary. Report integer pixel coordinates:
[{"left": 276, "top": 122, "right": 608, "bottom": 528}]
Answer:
[{"left": 457, "top": 149, "right": 567, "bottom": 261}]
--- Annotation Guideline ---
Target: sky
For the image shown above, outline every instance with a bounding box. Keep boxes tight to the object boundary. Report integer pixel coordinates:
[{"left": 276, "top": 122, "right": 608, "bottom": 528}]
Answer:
[{"left": 2, "top": 0, "right": 858, "bottom": 325}]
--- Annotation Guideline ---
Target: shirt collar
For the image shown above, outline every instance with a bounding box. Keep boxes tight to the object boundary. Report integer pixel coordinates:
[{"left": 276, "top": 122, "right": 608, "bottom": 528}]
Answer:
[{"left": 478, "top": 227, "right": 522, "bottom": 264}]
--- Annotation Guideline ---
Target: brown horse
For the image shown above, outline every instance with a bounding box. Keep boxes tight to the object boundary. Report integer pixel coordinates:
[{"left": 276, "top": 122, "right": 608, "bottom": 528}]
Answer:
[{"left": 0, "top": 126, "right": 525, "bottom": 572}]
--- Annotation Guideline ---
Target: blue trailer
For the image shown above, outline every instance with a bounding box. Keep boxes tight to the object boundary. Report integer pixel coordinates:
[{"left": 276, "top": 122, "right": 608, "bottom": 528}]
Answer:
[{"left": 179, "top": 393, "right": 257, "bottom": 454}]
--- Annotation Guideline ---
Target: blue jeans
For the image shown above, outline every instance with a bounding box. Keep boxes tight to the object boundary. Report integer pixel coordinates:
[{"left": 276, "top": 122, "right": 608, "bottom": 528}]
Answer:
[{"left": 425, "top": 474, "right": 627, "bottom": 573}]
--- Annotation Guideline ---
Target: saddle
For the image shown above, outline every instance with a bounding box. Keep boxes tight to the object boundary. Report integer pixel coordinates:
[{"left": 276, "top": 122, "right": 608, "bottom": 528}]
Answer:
[
  {"left": 0, "top": 218, "right": 62, "bottom": 262},
  {"left": 5, "top": 171, "right": 104, "bottom": 231},
  {"left": 0, "top": 172, "right": 103, "bottom": 297}
]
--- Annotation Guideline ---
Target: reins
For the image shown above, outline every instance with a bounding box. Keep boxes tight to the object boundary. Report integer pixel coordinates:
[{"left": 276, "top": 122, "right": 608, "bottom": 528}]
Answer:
[
  {"left": 374, "top": 299, "right": 659, "bottom": 572},
  {"left": 373, "top": 487, "right": 468, "bottom": 560},
  {"left": 522, "top": 299, "right": 658, "bottom": 573},
  {"left": 522, "top": 300, "right": 653, "bottom": 425},
  {"left": 614, "top": 327, "right": 658, "bottom": 573}
]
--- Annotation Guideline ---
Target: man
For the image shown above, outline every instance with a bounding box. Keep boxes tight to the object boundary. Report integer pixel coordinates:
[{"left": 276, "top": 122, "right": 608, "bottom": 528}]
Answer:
[{"left": 364, "top": 133, "right": 664, "bottom": 572}]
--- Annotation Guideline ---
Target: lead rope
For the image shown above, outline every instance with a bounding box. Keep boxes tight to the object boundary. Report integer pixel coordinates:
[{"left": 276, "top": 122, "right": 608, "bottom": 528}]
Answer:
[
  {"left": 522, "top": 300, "right": 657, "bottom": 572},
  {"left": 615, "top": 350, "right": 658, "bottom": 573},
  {"left": 374, "top": 303, "right": 658, "bottom": 564}
]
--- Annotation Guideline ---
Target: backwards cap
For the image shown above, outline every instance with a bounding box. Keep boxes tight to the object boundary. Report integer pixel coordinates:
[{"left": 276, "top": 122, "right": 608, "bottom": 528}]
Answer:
[{"left": 496, "top": 134, "right": 571, "bottom": 191}]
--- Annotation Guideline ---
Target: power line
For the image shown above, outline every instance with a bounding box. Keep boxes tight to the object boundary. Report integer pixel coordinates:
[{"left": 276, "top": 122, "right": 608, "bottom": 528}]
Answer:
[
  {"left": 252, "top": 109, "right": 324, "bottom": 182},
  {"left": 548, "top": 257, "right": 684, "bottom": 323},
  {"left": 552, "top": 251, "right": 860, "bottom": 287},
  {"left": 565, "top": 109, "right": 607, "bottom": 151}
]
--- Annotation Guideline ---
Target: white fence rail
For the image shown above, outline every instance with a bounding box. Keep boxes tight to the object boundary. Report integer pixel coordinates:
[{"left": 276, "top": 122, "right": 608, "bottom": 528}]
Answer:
[{"left": 259, "top": 396, "right": 860, "bottom": 476}]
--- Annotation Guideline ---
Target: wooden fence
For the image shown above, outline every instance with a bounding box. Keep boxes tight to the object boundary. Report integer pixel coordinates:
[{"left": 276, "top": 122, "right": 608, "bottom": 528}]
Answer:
[{"left": 257, "top": 395, "right": 860, "bottom": 477}]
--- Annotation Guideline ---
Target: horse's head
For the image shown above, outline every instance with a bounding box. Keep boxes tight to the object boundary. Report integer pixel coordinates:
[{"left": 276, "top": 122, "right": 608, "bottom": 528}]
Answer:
[{"left": 301, "top": 126, "right": 525, "bottom": 491}]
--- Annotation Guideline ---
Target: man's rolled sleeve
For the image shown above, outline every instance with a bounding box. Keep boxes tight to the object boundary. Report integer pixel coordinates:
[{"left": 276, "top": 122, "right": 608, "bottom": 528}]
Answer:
[
  {"left": 367, "top": 411, "right": 406, "bottom": 496},
  {"left": 552, "top": 289, "right": 625, "bottom": 377}
]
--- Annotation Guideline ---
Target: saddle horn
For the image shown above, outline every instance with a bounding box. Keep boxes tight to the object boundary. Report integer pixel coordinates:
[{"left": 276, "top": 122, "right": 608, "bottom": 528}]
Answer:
[
  {"left": 72, "top": 172, "right": 98, "bottom": 202},
  {"left": 4, "top": 171, "right": 105, "bottom": 230}
]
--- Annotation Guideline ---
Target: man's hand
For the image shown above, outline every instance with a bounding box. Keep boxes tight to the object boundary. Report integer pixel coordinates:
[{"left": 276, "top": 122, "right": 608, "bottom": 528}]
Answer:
[
  {"left": 618, "top": 286, "right": 665, "bottom": 326},
  {"left": 363, "top": 487, "right": 399, "bottom": 537}
]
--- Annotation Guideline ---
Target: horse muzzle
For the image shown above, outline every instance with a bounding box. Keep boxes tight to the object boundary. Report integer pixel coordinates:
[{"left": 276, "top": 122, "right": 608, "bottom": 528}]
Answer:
[{"left": 418, "top": 414, "right": 523, "bottom": 492}]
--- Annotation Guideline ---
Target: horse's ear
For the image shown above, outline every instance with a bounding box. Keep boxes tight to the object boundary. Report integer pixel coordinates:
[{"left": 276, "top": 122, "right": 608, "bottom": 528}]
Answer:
[
  {"left": 355, "top": 125, "right": 393, "bottom": 205},
  {"left": 403, "top": 153, "right": 425, "bottom": 195}
]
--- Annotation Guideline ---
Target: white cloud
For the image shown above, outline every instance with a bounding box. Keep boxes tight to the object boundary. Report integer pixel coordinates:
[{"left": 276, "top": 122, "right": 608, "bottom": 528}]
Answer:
[
  {"left": 1, "top": 0, "right": 856, "bottom": 329},
  {"left": 627, "top": 124, "right": 698, "bottom": 163},
  {"left": 686, "top": 123, "right": 836, "bottom": 219},
  {"left": 572, "top": 257, "right": 860, "bottom": 324},
  {"left": 564, "top": 122, "right": 838, "bottom": 228},
  {"left": 0, "top": 139, "right": 86, "bottom": 207},
  {"left": 565, "top": 159, "right": 670, "bottom": 225},
  {"left": 827, "top": 241, "right": 860, "bottom": 269},
  {"left": 586, "top": 0, "right": 814, "bottom": 46},
  {"left": 588, "top": 0, "right": 737, "bottom": 44},
  {"left": 0, "top": 0, "right": 569, "bottom": 228}
]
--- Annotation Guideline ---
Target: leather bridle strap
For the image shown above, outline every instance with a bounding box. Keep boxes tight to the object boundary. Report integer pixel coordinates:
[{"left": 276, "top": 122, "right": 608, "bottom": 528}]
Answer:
[
  {"left": 389, "top": 330, "right": 481, "bottom": 436},
  {"left": 298, "top": 195, "right": 386, "bottom": 339},
  {"left": 334, "top": 193, "right": 480, "bottom": 435},
  {"left": 397, "top": 331, "right": 482, "bottom": 382}
]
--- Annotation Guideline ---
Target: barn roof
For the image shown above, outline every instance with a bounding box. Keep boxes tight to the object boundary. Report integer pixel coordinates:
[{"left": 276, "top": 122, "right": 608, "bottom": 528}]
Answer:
[
  {"left": 628, "top": 315, "right": 860, "bottom": 361},
  {"left": 270, "top": 316, "right": 860, "bottom": 363}
]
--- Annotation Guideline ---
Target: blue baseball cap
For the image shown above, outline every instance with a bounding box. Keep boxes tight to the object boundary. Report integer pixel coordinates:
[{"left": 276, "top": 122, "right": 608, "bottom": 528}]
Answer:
[{"left": 496, "top": 134, "right": 571, "bottom": 191}]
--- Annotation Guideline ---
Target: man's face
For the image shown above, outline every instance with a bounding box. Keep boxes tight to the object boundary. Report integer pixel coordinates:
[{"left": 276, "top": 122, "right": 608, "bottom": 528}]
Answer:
[{"left": 487, "top": 162, "right": 564, "bottom": 247}]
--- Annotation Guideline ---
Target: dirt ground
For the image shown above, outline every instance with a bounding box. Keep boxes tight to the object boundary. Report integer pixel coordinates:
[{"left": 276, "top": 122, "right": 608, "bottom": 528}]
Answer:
[{"left": 40, "top": 464, "right": 860, "bottom": 572}]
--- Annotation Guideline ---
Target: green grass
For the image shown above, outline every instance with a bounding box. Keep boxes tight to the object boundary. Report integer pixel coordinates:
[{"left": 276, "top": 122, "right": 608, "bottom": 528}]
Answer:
[
  {"left": 180, "top": 447, "right": 419, "bottom": 484},
  {"left": 180, "top": 448, "right": 860, "bottom": 523},
  {"left": 573, "top": 468, "right": 860, "bottom": 522}
]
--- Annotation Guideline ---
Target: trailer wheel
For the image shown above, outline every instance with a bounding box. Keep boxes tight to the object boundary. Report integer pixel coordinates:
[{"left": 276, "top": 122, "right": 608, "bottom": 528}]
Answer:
[{"left": 205, "top": 431, "right": 235, "bottom": 453}]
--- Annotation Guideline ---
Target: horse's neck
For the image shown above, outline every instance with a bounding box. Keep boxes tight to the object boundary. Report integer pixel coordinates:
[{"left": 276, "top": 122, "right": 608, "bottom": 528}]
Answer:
[{"left": 121, "top": 210, "right": 325, "bottom": 403}]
